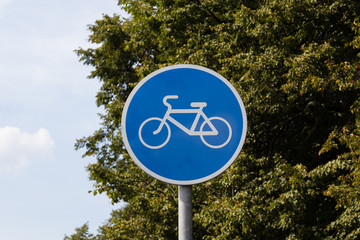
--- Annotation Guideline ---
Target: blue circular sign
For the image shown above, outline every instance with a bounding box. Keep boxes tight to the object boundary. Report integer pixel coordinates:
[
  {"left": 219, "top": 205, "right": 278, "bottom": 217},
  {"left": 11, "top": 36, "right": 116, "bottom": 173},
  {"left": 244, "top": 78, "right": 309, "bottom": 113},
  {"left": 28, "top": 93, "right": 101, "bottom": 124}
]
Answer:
[{"left": 122, "top": 64, "right": 247, "bottom": 185}]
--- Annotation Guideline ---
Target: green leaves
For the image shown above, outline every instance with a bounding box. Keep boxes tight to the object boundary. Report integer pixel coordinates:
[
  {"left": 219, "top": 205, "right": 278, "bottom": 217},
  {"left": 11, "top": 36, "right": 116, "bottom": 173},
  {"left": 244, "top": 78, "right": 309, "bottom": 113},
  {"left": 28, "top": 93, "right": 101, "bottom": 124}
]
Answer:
[{"left": 64, "top": 223, "right": 96, "bottom": 240}]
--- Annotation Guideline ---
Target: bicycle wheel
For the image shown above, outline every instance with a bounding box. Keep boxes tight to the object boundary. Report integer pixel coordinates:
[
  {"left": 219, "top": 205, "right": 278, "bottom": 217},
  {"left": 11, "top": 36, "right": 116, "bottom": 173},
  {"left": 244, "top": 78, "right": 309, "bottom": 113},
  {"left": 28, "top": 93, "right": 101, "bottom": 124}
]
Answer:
[
  {"left": 139, "top": 117, "right": 171, "bottom": 149},
  {"left": 200, "top": 117, "right": 232, "bottom": 149}
]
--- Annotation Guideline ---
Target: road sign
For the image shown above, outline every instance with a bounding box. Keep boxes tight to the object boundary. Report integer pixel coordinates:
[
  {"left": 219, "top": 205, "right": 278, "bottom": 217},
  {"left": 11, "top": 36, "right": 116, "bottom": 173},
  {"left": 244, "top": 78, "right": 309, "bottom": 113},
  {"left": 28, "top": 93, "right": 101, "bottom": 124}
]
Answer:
[{"left": 121, "top": 64, "right": 247, "bottom": 185}]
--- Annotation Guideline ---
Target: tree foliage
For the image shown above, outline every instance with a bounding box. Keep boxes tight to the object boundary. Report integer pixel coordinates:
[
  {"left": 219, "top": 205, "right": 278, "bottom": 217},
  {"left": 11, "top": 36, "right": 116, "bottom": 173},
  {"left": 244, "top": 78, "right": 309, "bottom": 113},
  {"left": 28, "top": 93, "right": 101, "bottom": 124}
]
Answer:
[
  {"left": 64, "top": 223, "right": 96, "bottom": 240},
  {"left": 73, "top": 0, "right": 360, "bottom": 239}
]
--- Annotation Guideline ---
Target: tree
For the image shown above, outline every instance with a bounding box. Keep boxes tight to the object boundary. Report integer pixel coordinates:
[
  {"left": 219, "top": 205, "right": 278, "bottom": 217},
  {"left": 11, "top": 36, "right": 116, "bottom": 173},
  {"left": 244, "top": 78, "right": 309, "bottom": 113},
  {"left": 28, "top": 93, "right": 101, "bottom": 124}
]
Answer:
[
  {"left": 74, "top": 0, "right": 360, "bottom": 239},
  {"left": 64, "top": 223, "right": 96, "bottom": 240}
]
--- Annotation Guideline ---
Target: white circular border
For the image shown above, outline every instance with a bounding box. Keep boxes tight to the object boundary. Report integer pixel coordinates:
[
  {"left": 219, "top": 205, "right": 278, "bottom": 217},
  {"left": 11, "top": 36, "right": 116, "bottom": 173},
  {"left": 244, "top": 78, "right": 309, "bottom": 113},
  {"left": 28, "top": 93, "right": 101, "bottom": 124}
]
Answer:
[{"left": 121, "top": 64, "right": 247, "bottom": 185}]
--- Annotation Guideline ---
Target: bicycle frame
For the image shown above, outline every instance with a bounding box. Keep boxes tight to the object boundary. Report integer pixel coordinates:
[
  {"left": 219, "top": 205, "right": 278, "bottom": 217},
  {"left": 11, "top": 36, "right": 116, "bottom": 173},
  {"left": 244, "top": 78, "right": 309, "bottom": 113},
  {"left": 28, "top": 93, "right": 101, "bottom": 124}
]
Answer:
[{"left": 154, "top": 99, "right": 218, "bottom": 136}]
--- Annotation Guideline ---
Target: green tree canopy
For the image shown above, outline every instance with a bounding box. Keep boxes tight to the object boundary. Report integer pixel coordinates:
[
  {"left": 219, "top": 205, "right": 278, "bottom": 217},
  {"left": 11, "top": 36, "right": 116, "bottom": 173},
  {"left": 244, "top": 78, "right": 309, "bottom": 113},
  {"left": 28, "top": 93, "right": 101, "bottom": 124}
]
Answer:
[
  {"left": 74, "top": 0, "right": 360, "bottom": 239},
  {"left": 64, "top": 223, "right": 96, "bottom": 240}
]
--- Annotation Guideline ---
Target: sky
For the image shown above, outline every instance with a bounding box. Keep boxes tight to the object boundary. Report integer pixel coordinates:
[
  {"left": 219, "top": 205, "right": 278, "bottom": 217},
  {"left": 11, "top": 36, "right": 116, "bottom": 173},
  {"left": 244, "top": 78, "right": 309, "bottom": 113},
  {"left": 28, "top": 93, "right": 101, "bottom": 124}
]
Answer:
[{"left": 0, "top": 0, "right": 127, "bottom": 239}]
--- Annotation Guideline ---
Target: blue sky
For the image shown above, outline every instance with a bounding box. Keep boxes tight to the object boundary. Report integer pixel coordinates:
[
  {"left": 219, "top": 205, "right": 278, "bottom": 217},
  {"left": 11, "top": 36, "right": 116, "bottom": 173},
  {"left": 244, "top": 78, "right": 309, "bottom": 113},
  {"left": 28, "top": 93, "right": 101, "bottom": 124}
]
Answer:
[{"left": 0, "top": 0, "right": 127, "bottom": 239}]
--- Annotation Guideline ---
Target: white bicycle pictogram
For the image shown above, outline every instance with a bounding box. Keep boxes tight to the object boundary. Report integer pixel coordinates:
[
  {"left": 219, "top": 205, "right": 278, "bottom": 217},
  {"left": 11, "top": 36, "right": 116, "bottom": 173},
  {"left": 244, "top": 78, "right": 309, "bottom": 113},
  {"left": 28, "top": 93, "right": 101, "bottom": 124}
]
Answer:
[{"left": 139, "top": 95, "right": 232, "bottom": 149}]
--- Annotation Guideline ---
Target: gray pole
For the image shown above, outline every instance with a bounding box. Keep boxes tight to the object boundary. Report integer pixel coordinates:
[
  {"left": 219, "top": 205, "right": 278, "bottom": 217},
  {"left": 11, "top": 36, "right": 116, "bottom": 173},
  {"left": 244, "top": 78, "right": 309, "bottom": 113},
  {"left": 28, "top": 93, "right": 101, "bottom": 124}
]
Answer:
[{"left": 178, "top": 185, "right": 193, "bottom": 240}]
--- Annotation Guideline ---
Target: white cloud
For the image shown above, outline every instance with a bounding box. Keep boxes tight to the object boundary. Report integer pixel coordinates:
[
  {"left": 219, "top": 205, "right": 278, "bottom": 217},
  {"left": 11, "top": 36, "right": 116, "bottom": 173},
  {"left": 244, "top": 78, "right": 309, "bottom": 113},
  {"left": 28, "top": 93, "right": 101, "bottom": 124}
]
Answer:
[{"left": 0, "top": 126, "right": 54, "bottom": 173}]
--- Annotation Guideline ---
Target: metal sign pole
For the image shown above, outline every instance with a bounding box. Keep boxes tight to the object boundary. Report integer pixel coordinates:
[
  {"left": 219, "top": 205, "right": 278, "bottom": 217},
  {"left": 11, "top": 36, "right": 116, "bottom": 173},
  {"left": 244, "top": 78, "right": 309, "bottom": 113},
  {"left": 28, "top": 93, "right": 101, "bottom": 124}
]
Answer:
[{"left": 179, "top": 185, "right": 193, "bottom": 240}]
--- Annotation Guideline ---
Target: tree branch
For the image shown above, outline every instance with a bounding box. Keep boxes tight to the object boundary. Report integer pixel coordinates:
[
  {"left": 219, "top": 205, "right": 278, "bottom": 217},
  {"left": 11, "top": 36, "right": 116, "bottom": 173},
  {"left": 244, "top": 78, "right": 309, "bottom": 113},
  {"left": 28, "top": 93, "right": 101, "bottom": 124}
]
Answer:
[{"left": 194, "top": 0, "right": 223, "bottom": 24}]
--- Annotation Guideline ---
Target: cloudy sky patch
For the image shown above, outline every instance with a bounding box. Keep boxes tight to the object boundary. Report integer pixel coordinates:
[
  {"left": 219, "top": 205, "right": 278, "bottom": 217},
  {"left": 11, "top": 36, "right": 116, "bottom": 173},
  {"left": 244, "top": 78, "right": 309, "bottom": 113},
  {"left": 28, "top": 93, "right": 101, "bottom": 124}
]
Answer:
[
  {"left": 0, "top": 0, "right": 11, "bottom": 11},
  {"left": 0, "top": 1, "right": 127, "bottom": 239},
  {"left": 0, "top": 126, "right": 54, "bottom": 173}
]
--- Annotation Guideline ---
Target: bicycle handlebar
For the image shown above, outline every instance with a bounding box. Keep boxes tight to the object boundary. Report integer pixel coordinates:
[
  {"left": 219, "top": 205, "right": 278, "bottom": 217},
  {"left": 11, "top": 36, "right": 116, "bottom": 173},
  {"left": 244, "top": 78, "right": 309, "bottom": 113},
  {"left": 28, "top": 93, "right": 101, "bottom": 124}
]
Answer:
[
  {"left": 164, "top": 95, "right": 179, "bottom": 100},
  {"left": 163, "top": 95, "right": 179, "bottom": 108}
]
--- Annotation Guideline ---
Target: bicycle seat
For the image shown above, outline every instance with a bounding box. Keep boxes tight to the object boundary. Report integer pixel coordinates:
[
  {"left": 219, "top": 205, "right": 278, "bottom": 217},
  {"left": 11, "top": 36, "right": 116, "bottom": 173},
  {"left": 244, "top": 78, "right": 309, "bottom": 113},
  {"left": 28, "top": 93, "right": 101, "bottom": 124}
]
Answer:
[{"left": 190, "top": 102, "right": 207, "bottom": 108}]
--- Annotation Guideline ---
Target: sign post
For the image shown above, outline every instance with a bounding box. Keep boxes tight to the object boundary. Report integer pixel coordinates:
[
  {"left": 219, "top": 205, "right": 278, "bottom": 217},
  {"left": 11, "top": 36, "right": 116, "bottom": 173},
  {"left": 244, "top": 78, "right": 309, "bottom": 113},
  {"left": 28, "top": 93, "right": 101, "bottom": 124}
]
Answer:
[
  {"left": 179, "top": 185, "right": 192, "bottom": 240},
  {"left": 121, "top": 64, "right": 247, "bottom": 239}
]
